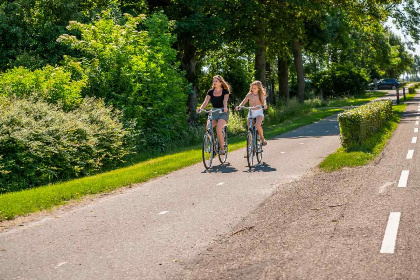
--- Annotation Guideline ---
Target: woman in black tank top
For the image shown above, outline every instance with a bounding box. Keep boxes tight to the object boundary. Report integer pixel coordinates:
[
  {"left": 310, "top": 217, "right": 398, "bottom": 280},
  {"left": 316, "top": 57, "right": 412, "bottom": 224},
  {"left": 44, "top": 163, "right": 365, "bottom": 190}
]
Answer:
[{"left": 196, "top": 75, "right": 231, "bottom": 155}]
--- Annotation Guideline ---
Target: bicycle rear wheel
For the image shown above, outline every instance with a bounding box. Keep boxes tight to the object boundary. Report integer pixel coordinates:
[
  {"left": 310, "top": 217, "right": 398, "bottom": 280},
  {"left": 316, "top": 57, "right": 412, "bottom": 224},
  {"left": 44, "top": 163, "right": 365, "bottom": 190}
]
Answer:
[
  {"left": 202, "top": 132, "right": 213, "bottom": 169},
  {"left": 256, "top": 132, "right": 262, "bottom": 164},
  {"left": 218, "top": 126, "right": 228, "bottom": 164},
  {"left": 246, "top": 130, "right": 254, "bottom": 168}
]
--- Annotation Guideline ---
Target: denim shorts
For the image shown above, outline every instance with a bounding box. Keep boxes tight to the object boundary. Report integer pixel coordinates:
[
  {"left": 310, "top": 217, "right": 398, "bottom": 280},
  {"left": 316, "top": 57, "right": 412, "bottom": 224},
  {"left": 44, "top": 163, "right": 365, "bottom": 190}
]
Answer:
[{"left": 212, "top": 110, "right": 229, "bottom": 122}]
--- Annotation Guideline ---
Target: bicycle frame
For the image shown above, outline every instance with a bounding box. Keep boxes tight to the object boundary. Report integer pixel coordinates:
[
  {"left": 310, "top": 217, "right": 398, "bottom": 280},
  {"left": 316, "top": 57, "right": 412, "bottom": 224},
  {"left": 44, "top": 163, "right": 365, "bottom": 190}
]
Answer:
[
  {"left": 238, "top": 105, "right": 263, "bottom": 168},
  {"left": 199, "top": 108, "right": 228, "bottom": 169}
]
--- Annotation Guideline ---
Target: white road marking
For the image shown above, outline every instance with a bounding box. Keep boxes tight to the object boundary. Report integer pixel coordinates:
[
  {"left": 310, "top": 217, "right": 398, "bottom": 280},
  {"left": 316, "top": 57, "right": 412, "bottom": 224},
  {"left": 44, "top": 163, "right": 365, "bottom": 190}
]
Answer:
[
  {"left": 300, "top": 143, "right": 304, "bottom": 145},
  {"left": 379, "top": 182, "right": 395, "bottom": 194},
  {"left": 416, "top": 121, "right": 420, "bottom": 125},
  {"left": 416, "top": 117, "right": 419, "bottom": 120},
  {"left": 54, "top": 262, "right": 67, "bottom": 269},
  {"left": 398, "top": 170, "right": 409, "bottom": 188},
  {"left": 216, "top": 182, "right": 225, "bottom": 186},
  {"left": 380, "top": 212, "right": 401, "bottom": 254},
  {"left": 159, "top": 211, "right": 169, "bottom": 215},
  {"left": 412, "top": 137, "right": 417, "bottom": 143},
  {"left": 407, "top": 150, "right": 414, "bottom": 159},
  {"left": 281, "top": 152, "right": 285, "bottom": 154},
  {"left": 415, "top": 128, "right": 419, "bottom": 133}
]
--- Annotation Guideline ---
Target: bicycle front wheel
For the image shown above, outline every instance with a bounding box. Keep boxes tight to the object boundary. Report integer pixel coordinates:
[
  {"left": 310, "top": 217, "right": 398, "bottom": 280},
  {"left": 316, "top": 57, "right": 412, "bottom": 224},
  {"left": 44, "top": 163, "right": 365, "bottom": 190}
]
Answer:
[
  {"left": 218, "top": 126, "right": 228, "bottom": 164},
  {"left": 256, "top": 132, "right": 262, "bottom": 164},
  {"left": 246, "top": 130, "right": 254, "bottom": 168},
  {"left": 202, "top": 133, "right": 214, "bottom": 169}
]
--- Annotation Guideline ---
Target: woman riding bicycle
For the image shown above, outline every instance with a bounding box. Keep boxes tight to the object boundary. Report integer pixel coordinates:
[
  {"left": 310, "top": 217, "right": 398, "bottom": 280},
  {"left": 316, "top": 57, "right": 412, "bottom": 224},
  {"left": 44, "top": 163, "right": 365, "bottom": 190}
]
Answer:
[
  {"left": 196, "top": 75, "right": 231, "bottom": 155},
  {"left": 235, "top": 80, "right": 268, "bottom": 146}
]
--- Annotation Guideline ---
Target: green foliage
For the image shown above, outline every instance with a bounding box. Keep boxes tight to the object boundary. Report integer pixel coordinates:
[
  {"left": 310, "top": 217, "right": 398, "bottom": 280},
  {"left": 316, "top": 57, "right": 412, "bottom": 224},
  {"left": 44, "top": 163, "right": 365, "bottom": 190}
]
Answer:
[
  {"left": 312, "top": 63, "right": 369, "bottom": 98},
  {"left": 198, "top": 47, "right": 255, "bottom": 105},
  {"left": 0, "top": 0, "right": 124, "bottom": 70},
  {"left": 58, "top": 11, "right": 189, "bottom": 152},
  {"left": 408, "top": 82, "right": 420, "bottom": 94},
  {"left": 0, "top": 96, "right": 134, "bottom": 194},
  {"left": 338, "top": 100, "right": 392, "bottom": 150},
  {"left": 0, "top": 66, "right": 85, "bottom": 110}
]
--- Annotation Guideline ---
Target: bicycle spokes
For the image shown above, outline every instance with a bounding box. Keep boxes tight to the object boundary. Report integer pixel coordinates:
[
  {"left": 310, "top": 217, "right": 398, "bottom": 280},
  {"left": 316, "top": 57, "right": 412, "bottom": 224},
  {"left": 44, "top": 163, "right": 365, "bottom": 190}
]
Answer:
[{"left": 202, "top": 133, "right": 213, "bottom": 169}]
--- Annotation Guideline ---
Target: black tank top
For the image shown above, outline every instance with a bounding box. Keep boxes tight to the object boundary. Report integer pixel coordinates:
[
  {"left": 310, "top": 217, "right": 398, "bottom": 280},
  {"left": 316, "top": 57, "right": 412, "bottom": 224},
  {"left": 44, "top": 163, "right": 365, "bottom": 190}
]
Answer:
[{"left": 207, "top": 88, "right": 229, "bottom": 108}]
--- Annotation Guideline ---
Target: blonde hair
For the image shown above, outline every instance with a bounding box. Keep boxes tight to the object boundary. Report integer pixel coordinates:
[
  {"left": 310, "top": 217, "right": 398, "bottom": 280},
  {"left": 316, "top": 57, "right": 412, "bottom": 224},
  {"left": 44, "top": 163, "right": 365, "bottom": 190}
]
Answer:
[
  {"left": 212, "top": 75, "right": 231, "bottom": 93},
  {"left": 249, "top": 80, "right": 266, "bottom": 104}
]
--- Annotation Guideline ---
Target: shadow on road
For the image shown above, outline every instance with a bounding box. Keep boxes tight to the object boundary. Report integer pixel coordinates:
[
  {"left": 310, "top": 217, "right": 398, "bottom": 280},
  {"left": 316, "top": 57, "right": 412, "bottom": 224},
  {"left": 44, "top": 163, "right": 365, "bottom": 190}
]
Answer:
[
  {"left": 273, "top": 117, "right": 340, "bottom": 139},
  {"left": 202, "top": 162, "right": 238, "bottom": 173},
  {"left": 245, "top": 162, "right": 276, "bottom": 173}
]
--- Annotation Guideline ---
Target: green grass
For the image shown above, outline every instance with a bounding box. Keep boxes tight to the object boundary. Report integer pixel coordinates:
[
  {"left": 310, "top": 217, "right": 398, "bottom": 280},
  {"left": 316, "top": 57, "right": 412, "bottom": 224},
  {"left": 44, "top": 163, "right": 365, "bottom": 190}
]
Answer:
[
  {"left": 0, "top": 91, "right": 389, "bottom": 221},
  {"left": 319, "top": 92, "right": 415, "bottom": 172}
]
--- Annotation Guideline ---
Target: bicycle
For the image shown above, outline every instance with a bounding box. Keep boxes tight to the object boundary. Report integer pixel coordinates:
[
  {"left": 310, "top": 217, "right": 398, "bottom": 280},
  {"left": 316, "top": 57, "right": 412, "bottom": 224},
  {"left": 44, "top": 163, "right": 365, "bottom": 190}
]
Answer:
[
  {"left": 237, "top": 105, "right": 264, "bottom": 168},
  {"left": 198, "top": 108, "right": 228, "bottom": 169}
]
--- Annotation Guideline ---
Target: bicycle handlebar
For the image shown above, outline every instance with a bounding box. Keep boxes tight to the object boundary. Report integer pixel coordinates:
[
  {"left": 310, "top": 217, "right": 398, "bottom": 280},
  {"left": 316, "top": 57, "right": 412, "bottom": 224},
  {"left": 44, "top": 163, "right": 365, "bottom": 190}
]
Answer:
[
  {"left": 237, "top": 105, "right": 263, "bottom": 110},
  {"left": 198, "top": 108, "right": 224, "bottom": 113}
]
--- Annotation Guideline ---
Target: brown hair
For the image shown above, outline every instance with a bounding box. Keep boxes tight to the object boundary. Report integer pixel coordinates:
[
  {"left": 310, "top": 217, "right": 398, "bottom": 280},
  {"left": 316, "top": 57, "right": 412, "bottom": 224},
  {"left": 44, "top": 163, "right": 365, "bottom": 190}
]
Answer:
[
  {"left": 249, "top": 80, "right": 266, "bottom": 104},
  {"left": 212, "top": 75, "right": 231, "bottom": 94}
]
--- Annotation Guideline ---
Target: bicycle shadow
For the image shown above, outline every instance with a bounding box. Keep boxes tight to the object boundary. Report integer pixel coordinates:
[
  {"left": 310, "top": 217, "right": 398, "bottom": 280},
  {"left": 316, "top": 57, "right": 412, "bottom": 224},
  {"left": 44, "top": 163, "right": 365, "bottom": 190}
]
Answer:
[
  {"left": 245, "top": 162, "right": 276, "bottom": 173},
  {"left": 202, "top": 162, "right": 238, "bottom": 173}
]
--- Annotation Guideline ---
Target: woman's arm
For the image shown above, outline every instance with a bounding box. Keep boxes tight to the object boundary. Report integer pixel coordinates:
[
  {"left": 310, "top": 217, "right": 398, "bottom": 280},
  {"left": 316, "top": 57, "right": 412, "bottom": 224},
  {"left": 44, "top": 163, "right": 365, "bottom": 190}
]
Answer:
[
  {"left": 263, "top": 95, "right": 267, "bottom": 109},
  {"left": 196, "top": 95, "right": 211, "bottom": 113},
  {"left": 223, "top": 93, "right": 229, "bottom": 113},
  {"left": 235, "top": 95, "right": 249, "bottom": 110}
]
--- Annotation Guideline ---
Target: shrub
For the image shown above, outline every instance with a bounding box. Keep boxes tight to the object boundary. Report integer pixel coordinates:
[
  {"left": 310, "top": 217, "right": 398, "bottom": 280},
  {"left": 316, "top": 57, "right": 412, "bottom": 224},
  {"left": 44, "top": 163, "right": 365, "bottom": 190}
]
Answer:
[
  {"left": 58, "top": 11, "right": 188, "bottom": 153},
  {"left": 0, "top": 65, "right": 85, "bottom": 110},
  {"left": 338, "top": 99, "right": 392, "bottom": 150},
  {"left": 312, "top": 64, "right": 369, "bottom": 98},
  {"left": 0, "top": 96, "right": 134, "bottom": 193},
  {"left": 408, "top": 83, "right": 420, "bottom": 94}
]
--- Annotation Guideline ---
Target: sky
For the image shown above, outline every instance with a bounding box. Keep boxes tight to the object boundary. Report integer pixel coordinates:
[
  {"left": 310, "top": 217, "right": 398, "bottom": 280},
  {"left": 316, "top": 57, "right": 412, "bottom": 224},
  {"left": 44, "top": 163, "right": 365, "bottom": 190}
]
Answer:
[{"left": 386, "top": 19, "right": 420, "bottom": 57}]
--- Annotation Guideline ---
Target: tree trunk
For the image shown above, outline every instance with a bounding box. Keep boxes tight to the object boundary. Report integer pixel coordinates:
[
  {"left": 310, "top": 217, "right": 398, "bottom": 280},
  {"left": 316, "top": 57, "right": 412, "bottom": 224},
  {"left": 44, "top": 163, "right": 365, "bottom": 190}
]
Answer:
[
  {"left": 278, "top": 56, "right": 289, "bottom": 101},
  {"left": 181, "top": 37, "right": 198, "bottom": 126},
  {"left": 292, "top": 40, "right": 305, "bottom": 102},
  {"left": 255, "top": 37, "right": 266, "bottom": 85}
]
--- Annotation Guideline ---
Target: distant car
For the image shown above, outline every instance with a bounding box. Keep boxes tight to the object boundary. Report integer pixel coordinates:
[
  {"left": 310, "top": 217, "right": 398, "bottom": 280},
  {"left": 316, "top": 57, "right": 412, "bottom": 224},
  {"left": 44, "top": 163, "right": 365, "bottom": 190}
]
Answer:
[{"left": 368, "top": 78, "right": 400, "bottom": 90}]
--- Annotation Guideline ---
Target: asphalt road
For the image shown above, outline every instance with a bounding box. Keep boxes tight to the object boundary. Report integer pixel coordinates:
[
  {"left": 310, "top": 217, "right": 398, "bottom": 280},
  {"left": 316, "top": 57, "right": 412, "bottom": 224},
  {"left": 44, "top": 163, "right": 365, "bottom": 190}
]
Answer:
[{"left": 0, "top": 90, "right": 408, "bottom": 280}]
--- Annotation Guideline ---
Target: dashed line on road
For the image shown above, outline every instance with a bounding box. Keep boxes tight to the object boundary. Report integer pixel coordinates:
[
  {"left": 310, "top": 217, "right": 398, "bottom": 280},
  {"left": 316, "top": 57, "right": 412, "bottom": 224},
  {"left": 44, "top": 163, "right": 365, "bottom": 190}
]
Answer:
[
  {"left": 398, "top": 170, "right": 409, "bottom": 188},
  {"left": 416, "top": 121, "right": 419, "bottom": 126},
  {"left": 159, "top": 211, "right": 169, "bottom": 215},
  {"left": 379, "top": 182, "right": 395, "bottom": 194},
  {"left": 415, "top": 128, "right": 419, "bottom": 133},
  {"left": 216, "top": 182, "right": 225, "bottom": 186},
  {"left": 416, "top": 117, "right": 419, "bottom": 120},
  {"left": 380, "top": 212, "right": 401, "bottom": 254},
  {"left": 407, "top": 150, "right": 414, "bottom": 159},
  {"left": 412, "top": 137, "right": 417, "bottom": 143}
]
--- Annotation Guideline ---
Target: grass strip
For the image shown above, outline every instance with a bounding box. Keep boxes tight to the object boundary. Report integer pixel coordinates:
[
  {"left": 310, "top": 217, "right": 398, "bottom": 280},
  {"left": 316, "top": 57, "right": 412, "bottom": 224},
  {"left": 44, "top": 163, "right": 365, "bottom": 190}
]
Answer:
[
  {"left": 319, "top": 92, "right": 416, "bottom": 172},
  {"left": 0, "top": 91, "right": 388, "bottom": 221}
]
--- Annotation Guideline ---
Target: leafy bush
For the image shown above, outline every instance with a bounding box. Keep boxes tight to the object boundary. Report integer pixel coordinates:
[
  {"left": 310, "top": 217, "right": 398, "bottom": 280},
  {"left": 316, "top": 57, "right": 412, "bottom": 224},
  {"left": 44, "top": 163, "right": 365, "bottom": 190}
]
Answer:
[
  {"left": 0, "top": 96, "right": 134, "bottom": 193},
  {"left": 338, "top": 100, "right": 392, "bottom": 150},
  {"left": 408, "top": 83, "right": 420, "bottom": 94},
  {"left": 58, "top": 11, "right": 188, "bottom": 153},
  {"left": 0, "top": 65, "right": 85, "bottom": 110},
  {"left": 312, "top": 64, "right": 369, "bottom": 98}
]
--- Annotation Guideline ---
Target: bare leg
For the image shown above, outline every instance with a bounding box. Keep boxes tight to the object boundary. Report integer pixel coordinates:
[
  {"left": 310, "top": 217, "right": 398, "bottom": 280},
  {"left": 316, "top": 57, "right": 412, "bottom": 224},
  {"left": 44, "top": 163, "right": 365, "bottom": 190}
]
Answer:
[
  {"left": 256, "top": 116, "right": 265, "bottom": 141},
  {"left": 216, "top": 119, "right": 227, "bottom": 152}
]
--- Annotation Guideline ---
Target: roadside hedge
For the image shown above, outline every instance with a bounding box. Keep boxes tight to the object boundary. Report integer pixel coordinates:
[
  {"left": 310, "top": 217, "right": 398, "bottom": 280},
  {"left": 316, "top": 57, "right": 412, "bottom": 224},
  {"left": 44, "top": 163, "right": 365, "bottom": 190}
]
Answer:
[
  {"left": 408, "top": 83, "right": 420, "bottom": 94},
  {"left": 338, "top": 100, "right": 393, "bottom": 149},
  {"left": 0, "top": 96, "right": 135, "bottom": 194}
]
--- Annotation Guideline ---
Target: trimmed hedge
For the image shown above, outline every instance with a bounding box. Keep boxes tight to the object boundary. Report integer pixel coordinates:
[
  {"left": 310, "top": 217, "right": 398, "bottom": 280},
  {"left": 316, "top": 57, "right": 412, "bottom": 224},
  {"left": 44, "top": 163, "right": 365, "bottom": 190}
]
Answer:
[
  {"left": 408, "top": 83, "right": 420, "bottom": 94},
  {"left": 338, "top": 100, "right": 393, "bottom": 149}
]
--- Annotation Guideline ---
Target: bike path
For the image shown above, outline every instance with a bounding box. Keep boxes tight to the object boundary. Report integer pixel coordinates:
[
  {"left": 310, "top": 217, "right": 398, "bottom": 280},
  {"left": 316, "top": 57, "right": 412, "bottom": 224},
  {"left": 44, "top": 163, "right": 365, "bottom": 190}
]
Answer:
[{"left": 0, "top": 91, "right": 396, "bottom": 280}]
